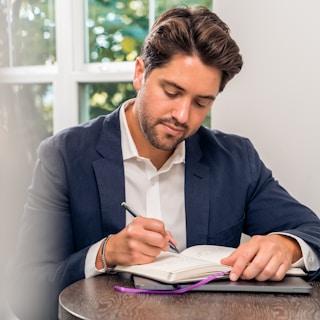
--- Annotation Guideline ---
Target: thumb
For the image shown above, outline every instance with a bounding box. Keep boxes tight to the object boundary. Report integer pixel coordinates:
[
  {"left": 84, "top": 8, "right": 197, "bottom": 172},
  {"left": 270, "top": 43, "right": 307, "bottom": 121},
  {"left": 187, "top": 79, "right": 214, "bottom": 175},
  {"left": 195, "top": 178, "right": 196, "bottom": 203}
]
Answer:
[{"left": 165, "top": 230, "right": 178, "bottom": 247}]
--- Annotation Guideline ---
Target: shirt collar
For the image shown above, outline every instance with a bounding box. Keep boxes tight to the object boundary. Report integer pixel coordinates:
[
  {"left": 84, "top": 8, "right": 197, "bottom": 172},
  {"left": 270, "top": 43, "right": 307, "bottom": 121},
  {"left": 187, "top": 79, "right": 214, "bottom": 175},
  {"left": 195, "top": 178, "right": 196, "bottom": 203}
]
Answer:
[{"left": 119, "top": 101, "right": 185, "bottom": 165}]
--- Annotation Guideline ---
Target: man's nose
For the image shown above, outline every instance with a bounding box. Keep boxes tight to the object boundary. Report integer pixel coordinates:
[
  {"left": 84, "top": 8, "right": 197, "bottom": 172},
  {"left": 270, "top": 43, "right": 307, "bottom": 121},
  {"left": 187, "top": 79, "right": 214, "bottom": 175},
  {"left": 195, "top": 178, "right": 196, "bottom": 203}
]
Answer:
[{"left": 171, "top": 99, "right": 191, "bottom": 124}]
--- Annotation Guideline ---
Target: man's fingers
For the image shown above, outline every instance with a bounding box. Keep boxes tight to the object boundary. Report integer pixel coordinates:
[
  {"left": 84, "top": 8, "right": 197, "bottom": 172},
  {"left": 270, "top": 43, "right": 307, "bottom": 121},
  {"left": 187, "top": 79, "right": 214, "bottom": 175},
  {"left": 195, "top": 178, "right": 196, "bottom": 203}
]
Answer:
[
  {"left": 221, "top": 242, "right": 260, "bottom": 281},
  {"left": 125, "top": 216, "right": 171, "bottom": 255},
  {"left": 222, "top": 235, "right": 295, "bottom": 281},
  {"left": 229, "top": 254, "right": 257, "bottom": 281}
]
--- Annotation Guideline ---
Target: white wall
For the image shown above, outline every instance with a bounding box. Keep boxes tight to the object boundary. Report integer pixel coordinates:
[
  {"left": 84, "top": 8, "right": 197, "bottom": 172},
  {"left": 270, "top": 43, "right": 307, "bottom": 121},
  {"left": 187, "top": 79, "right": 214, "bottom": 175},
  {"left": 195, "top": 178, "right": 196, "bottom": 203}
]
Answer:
[{"left": 212, "top": 0, "right": 320, "bottom": 216}]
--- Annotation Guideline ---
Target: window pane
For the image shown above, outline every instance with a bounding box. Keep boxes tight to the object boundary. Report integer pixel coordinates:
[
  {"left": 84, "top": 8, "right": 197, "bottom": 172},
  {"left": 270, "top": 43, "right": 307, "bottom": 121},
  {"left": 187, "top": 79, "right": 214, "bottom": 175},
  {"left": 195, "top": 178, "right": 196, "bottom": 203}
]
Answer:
[
  {"left": 79, "top": 82, "right": 136, "bottom": 122},
  {"left": 0, "top": 2, "right": 9, "bottom": 67},
  {"left": 85, "top": 0, "right": 149, "bottom": 63},
  {"left": 0, "top": 83, "right": 53, "bottom": 146},
  {"left": 0, "top": 0, "right": 56, "bottom": 67}
]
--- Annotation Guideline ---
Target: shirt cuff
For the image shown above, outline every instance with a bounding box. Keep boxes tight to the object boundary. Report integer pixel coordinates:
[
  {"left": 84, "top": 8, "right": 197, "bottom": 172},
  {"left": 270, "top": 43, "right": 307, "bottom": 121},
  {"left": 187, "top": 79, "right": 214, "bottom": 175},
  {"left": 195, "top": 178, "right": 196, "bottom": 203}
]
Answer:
[
  {"left": 274, "top": 232, "right": 320, "bottom": 271},
  {"left": 84, "top": 239, "right": 106, "bottom": 278}
]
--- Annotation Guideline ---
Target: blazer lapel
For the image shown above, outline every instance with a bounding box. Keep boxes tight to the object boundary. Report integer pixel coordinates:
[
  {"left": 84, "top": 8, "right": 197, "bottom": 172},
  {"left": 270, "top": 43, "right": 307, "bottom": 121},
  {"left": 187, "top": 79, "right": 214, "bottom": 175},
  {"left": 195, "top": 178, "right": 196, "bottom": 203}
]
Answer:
[
  {"left": 93, "top": 110, "right": 126, "bottom": 236},
  {"left": 185, "top": 134, "right": 210, "bottom": 247}
]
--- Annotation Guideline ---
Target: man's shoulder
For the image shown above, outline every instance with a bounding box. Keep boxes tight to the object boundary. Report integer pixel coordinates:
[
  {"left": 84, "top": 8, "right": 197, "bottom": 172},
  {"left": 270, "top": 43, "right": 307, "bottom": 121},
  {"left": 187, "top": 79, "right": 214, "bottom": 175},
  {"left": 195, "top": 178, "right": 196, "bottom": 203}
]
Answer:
[
  {"left": 38, "top": 110, "right": 120, "bottom": 158},
  {"left": 43, "top": 110, "right": 119, "bottom": 146},
  {"left": 39, "top": 116, "right": 102, "bottom": 150},
  {"left": 195, "top": 125, "right": 252, "bottom": 152}
]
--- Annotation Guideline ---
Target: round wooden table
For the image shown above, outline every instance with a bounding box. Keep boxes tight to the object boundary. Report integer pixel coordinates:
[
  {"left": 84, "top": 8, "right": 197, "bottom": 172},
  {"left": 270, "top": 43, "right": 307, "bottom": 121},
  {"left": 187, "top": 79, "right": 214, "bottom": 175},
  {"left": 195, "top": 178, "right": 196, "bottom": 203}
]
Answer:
[{"left": 59, "top": 274, "right": 320, "bottom": 320}]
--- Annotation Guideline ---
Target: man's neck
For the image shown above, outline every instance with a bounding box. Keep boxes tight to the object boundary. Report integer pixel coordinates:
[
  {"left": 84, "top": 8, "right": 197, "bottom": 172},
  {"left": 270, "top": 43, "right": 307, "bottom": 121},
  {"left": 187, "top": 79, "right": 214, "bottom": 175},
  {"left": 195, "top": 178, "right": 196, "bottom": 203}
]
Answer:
[{"left": 124, "top": 101, "right": 173, "bottom": 170}]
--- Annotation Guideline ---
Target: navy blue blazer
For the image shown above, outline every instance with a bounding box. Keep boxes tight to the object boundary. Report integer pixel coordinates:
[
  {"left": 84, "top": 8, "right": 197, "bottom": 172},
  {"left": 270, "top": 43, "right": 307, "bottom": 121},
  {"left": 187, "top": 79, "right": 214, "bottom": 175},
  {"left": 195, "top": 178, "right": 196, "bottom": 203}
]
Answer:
[{"left": 10, "top": 107, "right": 320, "bottom": 319}]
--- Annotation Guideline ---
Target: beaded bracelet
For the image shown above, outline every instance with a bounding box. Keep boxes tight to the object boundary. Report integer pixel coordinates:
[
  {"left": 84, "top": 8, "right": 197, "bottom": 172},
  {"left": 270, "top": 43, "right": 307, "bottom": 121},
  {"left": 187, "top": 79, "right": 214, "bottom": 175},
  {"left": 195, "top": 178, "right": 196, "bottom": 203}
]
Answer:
[{"left": 101, "top": 234, "right": 116, "bottom": 274}]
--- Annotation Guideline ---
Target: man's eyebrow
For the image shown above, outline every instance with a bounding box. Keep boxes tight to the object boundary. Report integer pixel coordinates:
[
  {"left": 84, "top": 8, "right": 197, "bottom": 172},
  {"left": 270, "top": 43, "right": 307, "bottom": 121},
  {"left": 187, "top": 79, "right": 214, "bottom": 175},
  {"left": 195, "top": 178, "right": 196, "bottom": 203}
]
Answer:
[
  {"left": 161, "top": 79, "right": 217, "bottom": 101},
  {"left": 161, "top": 79, "right": 185, "bottom": 91}
]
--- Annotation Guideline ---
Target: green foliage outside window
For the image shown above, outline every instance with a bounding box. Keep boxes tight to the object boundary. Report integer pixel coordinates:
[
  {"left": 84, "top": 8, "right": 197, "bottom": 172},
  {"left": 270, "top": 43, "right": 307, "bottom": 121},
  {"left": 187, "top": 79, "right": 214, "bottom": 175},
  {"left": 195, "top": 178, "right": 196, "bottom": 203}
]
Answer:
[
  {"left": 0, "top": 0, "right": 56, "bottom": 67},
  {"left": 83, "top": 82, "right": 136, "bottom": 122},
  {"left": 86, "top": 0, "right": 149, "bottom": 63}
]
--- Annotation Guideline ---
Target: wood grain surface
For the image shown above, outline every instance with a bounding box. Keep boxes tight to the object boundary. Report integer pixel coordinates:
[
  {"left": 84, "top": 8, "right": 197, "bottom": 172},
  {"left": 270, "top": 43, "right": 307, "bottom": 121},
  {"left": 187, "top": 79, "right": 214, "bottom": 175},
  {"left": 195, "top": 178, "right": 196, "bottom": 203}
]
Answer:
[{"left": 59, "top": 274, "right": 320, "bottom": 320}]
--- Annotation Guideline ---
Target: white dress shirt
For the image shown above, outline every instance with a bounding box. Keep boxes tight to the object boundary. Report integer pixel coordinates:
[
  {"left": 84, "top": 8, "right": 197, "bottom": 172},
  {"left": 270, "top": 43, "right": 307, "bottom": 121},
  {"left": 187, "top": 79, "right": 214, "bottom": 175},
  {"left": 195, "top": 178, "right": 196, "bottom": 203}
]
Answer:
[
  {"left": 85, "top": 103, "right": 319, "bottom": 277},
  {"left": 120, "top": 103, "right": 187, "bottom": 250}
]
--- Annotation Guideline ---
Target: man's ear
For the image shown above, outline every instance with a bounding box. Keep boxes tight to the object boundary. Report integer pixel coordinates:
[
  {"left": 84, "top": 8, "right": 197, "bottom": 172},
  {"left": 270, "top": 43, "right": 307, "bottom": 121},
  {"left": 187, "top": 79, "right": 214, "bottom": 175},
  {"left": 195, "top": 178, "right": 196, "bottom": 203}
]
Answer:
[{"left": 133, "top": 57, "right": 145, "bottom": 91}]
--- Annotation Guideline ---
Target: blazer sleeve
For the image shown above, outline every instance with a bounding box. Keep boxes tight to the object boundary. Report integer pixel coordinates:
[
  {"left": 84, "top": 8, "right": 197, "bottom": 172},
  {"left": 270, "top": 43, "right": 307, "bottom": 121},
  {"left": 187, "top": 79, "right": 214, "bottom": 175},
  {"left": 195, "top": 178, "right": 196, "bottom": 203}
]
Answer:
[{"left": 243, "top": 139, "right": 320, "bottom": 278}]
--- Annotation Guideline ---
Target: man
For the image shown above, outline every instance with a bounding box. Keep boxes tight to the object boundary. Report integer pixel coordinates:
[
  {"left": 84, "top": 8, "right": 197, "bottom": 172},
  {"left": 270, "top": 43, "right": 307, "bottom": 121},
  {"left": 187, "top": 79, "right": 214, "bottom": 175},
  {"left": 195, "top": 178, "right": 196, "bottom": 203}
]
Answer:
[{"left": 9, "top": 6, "right": 320, "bottom": 319}]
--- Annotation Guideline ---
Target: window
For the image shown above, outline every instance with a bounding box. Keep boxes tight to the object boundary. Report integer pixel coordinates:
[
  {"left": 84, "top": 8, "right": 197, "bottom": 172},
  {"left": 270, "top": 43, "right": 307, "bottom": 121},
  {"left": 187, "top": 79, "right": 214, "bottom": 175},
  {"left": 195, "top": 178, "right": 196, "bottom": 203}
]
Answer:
[
  {"left": 1, "top": 0, "right": 213, "bottom": 134},
  {"left": 0, "top": 0, "right": 213, "bottom": 280},
  {"left": 0, "top": 1, "right": 55, "bottom": 172},
  {"left": 1, "top": 0, "right": 214, "bottom": 161}
]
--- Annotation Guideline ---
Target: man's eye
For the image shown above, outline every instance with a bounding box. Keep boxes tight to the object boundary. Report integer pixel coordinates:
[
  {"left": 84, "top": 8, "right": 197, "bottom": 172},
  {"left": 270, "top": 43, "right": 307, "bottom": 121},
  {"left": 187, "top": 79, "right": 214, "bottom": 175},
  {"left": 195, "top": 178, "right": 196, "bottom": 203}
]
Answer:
[
  {"left": 194, "top": 100, "right": 207, "bottom": 108},
  {"left": 165, "top": 90, "right": 179, "bottom": 98}
]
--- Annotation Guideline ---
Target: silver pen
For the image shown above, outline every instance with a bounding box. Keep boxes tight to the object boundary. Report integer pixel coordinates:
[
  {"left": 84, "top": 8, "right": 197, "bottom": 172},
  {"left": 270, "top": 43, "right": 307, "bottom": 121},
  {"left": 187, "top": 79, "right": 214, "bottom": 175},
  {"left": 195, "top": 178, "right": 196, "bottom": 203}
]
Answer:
[{"left": 121, "top": 202, "right": 180, "bottom": 254}]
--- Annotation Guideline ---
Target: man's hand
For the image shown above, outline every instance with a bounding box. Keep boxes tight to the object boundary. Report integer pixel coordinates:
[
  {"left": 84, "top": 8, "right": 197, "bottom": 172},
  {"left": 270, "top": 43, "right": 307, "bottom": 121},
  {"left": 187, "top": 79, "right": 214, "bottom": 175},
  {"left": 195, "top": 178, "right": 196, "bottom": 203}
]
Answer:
[
  {"left": 220, "top": 234, "right": 302, "bottom": 282},
  {"left": 96, "top": 216, "right": 177, "bottom": 269}
]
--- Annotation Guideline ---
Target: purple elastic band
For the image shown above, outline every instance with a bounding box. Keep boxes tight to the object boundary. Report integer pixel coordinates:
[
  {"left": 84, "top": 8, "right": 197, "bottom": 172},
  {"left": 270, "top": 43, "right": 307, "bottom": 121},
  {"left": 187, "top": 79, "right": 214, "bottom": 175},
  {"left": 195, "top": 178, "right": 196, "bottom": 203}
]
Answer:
[{"left": 114, "top": 271, "right": 229, "bottom": 294}]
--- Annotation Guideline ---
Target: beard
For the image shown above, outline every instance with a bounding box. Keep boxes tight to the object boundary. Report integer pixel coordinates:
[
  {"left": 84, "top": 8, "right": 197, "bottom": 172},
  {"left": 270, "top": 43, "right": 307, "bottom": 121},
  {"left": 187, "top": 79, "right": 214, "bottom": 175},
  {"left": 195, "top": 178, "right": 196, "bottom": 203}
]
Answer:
[{"left": 137, "top": 108, "right": 189, "bottom": 151}]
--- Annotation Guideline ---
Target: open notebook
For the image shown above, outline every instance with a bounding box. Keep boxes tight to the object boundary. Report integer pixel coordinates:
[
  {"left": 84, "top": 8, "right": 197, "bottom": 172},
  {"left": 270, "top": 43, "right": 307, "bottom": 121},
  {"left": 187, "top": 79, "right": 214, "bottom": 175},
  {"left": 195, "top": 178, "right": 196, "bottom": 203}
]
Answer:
[{"left": 115, "top": 245, "right": 307, "bottom": 284}]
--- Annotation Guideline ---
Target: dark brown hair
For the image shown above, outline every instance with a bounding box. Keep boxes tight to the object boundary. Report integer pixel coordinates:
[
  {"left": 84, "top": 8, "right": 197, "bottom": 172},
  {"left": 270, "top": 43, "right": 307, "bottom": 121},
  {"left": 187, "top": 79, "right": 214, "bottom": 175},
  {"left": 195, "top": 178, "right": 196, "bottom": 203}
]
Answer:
[{"left": 140, "top": 7, "right": 243, "bottom": 92}]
